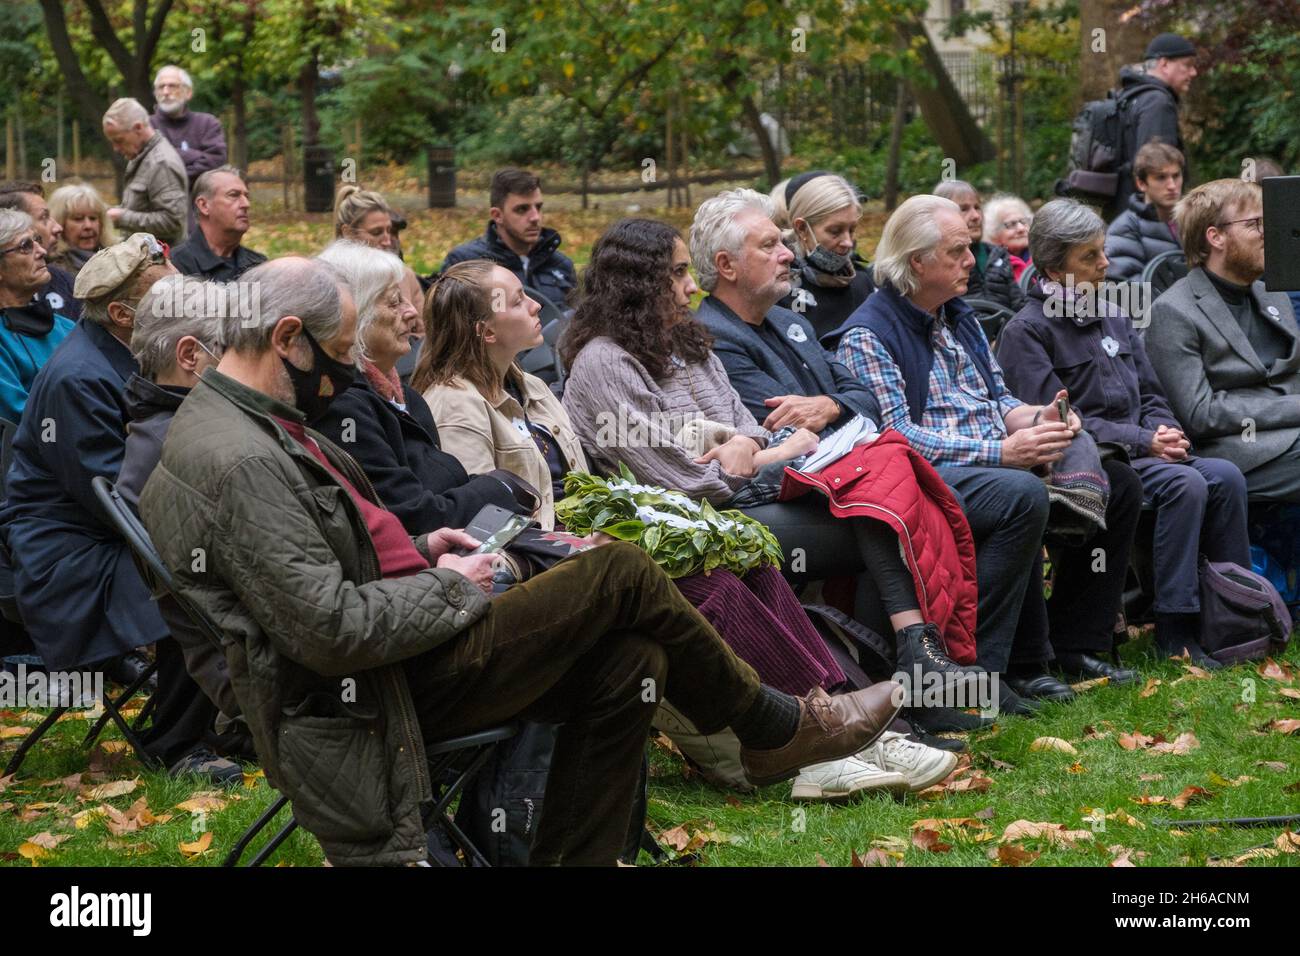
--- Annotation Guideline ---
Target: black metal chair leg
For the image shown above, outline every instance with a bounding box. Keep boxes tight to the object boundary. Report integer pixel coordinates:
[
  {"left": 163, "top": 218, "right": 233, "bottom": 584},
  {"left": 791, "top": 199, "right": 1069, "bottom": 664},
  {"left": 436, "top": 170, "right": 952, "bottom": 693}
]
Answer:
[
  {"left": 3, "top": 706, "right": 68, "bottom": 777},
  {"left": 83, "top": 662, "right": 158, "bottom": 747},
  {"left": 247, "top": 820, "right": 299, "bottom": 867},
  {"left": 223, "top": 795, "right": 291, "bottom": 867}
]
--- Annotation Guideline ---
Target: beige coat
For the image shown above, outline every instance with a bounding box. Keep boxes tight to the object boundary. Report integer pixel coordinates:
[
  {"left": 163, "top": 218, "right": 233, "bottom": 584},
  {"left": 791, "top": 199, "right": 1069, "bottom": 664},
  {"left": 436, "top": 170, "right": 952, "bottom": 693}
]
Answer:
[
  {"left": 118, "top": 132, "right": 188, "bottom": 246},
  {"left": 423, "top": 372, "right": 588, "bottom": 529}
]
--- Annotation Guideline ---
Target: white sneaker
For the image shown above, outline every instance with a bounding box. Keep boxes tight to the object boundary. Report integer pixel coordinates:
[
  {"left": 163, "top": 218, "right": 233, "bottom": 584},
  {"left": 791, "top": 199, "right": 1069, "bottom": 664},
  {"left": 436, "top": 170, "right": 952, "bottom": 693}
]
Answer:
[
  {"left": 789, "top": 754, "right": 910, "bottom": 801},
  {"left": 858, "top": 730, "right": 959, "bottom": 792}
]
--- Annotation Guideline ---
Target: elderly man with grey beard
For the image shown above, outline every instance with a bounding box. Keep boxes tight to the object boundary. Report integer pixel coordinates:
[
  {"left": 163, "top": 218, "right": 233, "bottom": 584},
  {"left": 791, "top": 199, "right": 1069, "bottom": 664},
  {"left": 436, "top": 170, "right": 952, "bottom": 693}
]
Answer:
[{"left": 149, "top": 65, "right": 228, "bottom": 183}]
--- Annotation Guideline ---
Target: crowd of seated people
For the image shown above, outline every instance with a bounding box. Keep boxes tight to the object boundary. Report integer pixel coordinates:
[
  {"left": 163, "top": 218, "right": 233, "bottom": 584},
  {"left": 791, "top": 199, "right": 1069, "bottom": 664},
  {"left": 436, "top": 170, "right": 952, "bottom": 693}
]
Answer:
[{"left": 3, "top": 150, "right": 1298, "bottom": 868}]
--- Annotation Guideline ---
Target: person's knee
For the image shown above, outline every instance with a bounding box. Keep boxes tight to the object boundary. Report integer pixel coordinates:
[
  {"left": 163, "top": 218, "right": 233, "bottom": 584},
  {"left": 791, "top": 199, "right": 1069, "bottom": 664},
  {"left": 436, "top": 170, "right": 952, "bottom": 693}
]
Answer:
[
  {"left": 998, "top": 468, "right": 1050, "bottom": 526},
  {"left": 1105, "top": 462, "right": 1144, "bottom": 519},
  {"left": 1207, "top": 460, "right": 1248, "bottom": 502},
  {"left": 1167, "top": 467, "right": 1208, "bottom": 506},
  {"left": 593, "top": 539, "right": 661, "bottom": 584}
]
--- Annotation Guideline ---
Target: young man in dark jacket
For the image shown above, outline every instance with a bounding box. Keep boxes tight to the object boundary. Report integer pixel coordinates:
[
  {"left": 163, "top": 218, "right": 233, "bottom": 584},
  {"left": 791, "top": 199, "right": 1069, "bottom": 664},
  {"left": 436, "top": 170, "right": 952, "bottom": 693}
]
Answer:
[
  {"left": 1114, "top": 33, "right": 1198, "bottom": 213},
  {"left": 1105, "top": 142, "right": 1184, "bottom": 283},
  {"left": 139, "top": 255, "right": 902, "bottom": 866},
  {"left": 438, "top": 168, "right": 577, "bottom": 307}
]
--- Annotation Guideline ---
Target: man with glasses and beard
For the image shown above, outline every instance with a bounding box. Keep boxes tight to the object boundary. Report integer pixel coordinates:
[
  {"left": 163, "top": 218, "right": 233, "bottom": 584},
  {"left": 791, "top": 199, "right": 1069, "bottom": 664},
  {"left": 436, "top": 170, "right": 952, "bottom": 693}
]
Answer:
[{"left": 1145, "top": 179, "right": 1300, "bottom": 501}]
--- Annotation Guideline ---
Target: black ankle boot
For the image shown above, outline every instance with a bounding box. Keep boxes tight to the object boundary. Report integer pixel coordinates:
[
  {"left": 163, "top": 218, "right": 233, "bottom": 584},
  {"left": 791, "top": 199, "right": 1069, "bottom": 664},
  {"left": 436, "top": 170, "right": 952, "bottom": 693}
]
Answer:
[{"left": 896, "top": 623, "right": 982, "bottom": 678}]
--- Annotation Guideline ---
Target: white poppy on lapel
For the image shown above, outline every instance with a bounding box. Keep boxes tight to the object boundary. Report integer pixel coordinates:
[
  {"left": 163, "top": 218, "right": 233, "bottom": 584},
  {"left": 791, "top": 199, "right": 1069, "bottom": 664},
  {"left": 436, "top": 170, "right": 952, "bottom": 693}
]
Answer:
[
  {"left": 45, "top": 292, "right": 65, "bottom": 310},
  {"left": 1267, "top": 305, "right": 1281, "bottom": 319},
  {"left": 1101, "top": 335, "right": 1120, "bottom": 357},
  {"left": 787, "top": 323, "right": 807, "bottom": 343}
]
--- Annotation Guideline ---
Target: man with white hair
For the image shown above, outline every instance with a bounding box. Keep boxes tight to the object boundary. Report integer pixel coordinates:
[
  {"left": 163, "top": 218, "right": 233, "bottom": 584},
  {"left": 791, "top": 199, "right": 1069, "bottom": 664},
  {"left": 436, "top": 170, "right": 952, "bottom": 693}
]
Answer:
[
  {"left": 832, "top": 194, "right": 1135, "bottom": 707},
  {"left": 102, "top": 97, "right": 188, "bottom": 246},
  {"left": 149, "top": 65, "right": 228, "bottom": 183},
  {"left": 692, "top": 188, "right": 879, "bottom": 433}
]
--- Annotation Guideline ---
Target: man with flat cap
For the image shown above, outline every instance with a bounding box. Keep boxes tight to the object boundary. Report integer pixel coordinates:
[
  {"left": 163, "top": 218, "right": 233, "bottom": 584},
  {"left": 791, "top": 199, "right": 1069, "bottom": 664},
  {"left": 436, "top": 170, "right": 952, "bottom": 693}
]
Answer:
[
  {"left": 1114, "top": 33, "right": 1199, "bottom": 212},
  {"left": 0, "top": 235, "right": 243, "bottom": 783}
]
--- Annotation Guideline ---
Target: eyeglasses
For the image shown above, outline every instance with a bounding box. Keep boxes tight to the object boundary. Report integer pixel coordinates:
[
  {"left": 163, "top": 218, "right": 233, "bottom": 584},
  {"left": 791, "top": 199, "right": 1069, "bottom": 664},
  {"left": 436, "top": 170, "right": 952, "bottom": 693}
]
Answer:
[
  {"left": 0, "top": 237, "right": 40, "bottom": 258},
  {"left": 1217, "top": 216, "right": 1264, "bottom": 234},
  {"left": 1000, "top": 217, "right": 1031, "bottom": 230}
]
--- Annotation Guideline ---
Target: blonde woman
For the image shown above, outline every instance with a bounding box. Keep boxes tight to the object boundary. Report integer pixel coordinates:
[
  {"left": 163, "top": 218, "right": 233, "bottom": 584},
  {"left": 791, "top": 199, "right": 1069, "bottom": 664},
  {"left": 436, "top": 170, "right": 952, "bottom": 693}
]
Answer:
[
  {"left": 48, "top": 182, "right": 117, "bottom": 275},
  {"left": 333, "top": 184, "right": 425, "bottom": 316},
  {"left": 776, "top": 172, "right": 876, "bottom": 342}
]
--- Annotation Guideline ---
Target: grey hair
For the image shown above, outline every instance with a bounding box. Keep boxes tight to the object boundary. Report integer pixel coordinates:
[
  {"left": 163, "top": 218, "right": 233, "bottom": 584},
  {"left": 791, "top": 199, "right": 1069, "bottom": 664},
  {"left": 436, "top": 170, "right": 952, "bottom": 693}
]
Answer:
[
  {"left": 932, "top": 179, "right": 979, "bottom": 202},
  {"left": 0, "top": 208, "right": 33, "bottom": 250},
  {"left": 222, "top": 257, "right": 343, "bottom": 354},
  {"left": 872, "top": 194, "right": 959, "bottom": 297},
  {"left": 191, "top": 165, "right": 245, "bottom": 207},
  {"left": 982, "top": 194, "right": 1033, "bottom": 243},
  {"left": 131, "top": 274, "right": 223, "bottom": 380},
  {"left": 784, "top": 174, "right": 861, "bottom": 258},
  {"left": 1143, "top": 58, "right": 1159, "bottom": 72},
  {"left": 103, "top": 97, "right": 149, "bottom": 128},
  {"left": 315, "top": 240, "right": 405, "bottom": 368},
  {"left": 1028, "top": 198, "right": 1106, "bottom": 277},
  {"left": 154, "top": 65, "right": 194, "bottom": 89},
  {"left": 689, "top": 188, "right": 775, "bottom": 292}
]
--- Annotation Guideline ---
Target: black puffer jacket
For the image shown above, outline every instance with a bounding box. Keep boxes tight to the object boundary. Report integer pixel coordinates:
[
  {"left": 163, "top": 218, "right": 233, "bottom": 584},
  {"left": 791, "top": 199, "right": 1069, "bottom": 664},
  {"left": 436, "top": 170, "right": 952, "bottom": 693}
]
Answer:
[
  {"left": 966, "top": 242, "right": 1025, "bottom": 312},
  {"left": 1104, "top": 194, "right": 1181, "bottom": 283}
]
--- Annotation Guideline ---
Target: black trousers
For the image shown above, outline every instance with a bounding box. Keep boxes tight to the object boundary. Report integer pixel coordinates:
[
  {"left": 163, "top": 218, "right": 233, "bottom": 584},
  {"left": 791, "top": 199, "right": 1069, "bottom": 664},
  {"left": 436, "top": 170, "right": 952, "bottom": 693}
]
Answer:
[{"left": 138, "top": 637, "right": 222, "bottom": 767}]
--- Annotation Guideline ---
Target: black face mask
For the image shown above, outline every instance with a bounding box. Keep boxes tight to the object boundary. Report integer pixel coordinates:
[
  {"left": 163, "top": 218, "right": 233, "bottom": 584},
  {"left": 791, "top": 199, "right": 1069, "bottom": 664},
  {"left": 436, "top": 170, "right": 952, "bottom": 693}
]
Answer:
[{"left": 281, "top": 326, "right": 356, "bottom": 423}]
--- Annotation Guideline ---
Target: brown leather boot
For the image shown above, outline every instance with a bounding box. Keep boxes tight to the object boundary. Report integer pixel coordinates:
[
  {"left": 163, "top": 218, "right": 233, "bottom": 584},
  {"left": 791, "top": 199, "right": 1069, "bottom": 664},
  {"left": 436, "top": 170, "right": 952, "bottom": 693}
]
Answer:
[{"left": 739, "top": 683, "right": 904, "bottom": 788}]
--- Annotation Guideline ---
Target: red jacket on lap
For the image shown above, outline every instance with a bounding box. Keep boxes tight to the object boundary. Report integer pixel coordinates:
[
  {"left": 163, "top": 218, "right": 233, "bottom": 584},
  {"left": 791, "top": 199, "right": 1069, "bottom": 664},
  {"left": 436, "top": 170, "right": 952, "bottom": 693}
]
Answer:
[{"left": 779, "top": 429, "right": 979, "bottom": 664}]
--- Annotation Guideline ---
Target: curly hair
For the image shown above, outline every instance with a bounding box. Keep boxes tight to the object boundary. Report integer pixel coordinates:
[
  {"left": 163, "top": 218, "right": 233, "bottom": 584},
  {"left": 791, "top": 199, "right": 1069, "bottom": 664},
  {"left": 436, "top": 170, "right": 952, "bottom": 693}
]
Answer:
[{"left": 560, "top": 218, "right": 713, "bottom": 382}]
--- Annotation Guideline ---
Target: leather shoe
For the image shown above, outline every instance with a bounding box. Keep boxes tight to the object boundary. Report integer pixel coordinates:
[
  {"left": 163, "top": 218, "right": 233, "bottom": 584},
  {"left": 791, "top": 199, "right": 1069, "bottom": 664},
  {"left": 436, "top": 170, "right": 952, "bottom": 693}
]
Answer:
[
  {"left": 1003, "top": 671, "right": 1076, "bottom": 703},
  {"left": 1055, "top": 651, "right": 1139, "bottom": 685},
  {"left": 740, "top": 683, "right": 902, "bottom": 788},
  {"left": 996, "top": 681, "right": 1041, "bottom": 716},
  {"left": 102, "top": 650, "right": 157, "bottom": 693}
]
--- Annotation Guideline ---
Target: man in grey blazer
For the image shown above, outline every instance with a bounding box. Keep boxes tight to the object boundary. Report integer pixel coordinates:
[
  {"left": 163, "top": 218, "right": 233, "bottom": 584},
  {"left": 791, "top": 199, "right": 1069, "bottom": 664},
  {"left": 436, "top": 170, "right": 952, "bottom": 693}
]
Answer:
[{"left": 1144, "top": 178, "right": 1300, "bottom": 500}]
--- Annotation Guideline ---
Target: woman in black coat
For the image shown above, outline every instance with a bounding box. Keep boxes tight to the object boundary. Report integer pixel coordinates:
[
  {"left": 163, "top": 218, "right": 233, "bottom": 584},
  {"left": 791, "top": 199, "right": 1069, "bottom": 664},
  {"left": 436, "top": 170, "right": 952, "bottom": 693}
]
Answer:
[
  {"left": 313, "top": 240, "right": 526, "bottom": 534},
  {"left": 774, "top": 171, "right": 877, "bottom": 342}
]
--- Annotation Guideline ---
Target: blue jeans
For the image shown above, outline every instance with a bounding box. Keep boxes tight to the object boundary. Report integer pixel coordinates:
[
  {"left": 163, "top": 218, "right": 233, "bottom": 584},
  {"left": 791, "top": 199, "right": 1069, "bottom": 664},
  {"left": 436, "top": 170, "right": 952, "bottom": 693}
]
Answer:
[
  {"left": 1132, "top": 456, "right": 1250, "bottom": 613},
  {"left": 936, "top": 465, "right": 1051, "bottom": 672}
]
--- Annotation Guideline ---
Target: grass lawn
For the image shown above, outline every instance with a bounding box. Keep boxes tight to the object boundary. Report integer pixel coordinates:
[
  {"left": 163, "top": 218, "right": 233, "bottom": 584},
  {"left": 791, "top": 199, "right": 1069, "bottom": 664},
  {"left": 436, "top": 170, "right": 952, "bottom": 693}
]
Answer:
[{"left": 2, "top": 632, "right": 1298, "bottom": 868}]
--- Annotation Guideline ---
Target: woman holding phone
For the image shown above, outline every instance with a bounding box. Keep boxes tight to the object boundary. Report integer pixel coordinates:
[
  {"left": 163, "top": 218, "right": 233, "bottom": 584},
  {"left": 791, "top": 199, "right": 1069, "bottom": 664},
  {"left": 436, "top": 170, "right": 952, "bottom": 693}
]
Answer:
[{"left": 997, "top": 199, "right": 1249, "bottom": 670}]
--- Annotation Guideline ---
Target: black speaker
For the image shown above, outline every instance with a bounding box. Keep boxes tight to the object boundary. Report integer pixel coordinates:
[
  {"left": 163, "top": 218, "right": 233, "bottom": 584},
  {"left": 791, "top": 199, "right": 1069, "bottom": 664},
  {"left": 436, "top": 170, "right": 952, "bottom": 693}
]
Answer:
[{"left": 1263, "top": 175, "right": 1300, "bottom": 293}]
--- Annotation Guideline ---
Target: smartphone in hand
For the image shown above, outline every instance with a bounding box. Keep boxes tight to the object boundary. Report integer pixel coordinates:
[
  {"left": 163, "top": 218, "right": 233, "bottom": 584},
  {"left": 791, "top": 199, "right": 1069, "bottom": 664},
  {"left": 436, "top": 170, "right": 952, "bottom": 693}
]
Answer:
[{"left": 459, "top": 504, "right": 533, "bottom": 555}]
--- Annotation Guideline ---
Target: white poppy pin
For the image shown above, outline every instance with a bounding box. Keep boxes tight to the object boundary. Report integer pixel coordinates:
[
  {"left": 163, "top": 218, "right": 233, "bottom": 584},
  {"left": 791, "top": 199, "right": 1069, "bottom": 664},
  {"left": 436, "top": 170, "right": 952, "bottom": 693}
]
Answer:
[
  {"left": 1267, "top": 305, "right": 1281, "bottom": 319},
  {"left": 45, "top": 292, "right": 65, "bottom": 310},
  {"left": 1101, "top": 335, "right": 1120, "bottom": 357},
  {"left": 787, "top": 323, "right": 808, "bottom": 343}
]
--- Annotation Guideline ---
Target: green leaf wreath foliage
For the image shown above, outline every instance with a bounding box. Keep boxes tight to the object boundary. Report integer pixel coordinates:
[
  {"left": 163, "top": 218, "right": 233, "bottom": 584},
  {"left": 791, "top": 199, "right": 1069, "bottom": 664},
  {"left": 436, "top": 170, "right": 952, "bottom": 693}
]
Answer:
[{"left": 557, "top": 464, "right": 783, "bottom": 579}]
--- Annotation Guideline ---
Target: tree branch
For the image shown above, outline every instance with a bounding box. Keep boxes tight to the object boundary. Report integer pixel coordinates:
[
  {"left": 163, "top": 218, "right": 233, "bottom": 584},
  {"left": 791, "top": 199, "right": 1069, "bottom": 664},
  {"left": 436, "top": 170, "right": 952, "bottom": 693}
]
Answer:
[
  {"left": 38, "top": 0, "right": 108, "bottom": 131},
  {"left": 81, "top": 0, "right": 136, "bottom": 81}
]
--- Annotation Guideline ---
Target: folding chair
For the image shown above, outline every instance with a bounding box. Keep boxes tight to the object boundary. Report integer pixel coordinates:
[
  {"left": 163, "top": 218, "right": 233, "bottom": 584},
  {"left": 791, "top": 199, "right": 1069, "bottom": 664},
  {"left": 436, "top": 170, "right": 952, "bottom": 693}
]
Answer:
[
  {"left": 518, "top": 286, "right": 570, "bottom": 395},
  {"left": 966, "top": 297, "right": 1015, "bottom": 347},
  {"left": 89, "top": 476, "right": 521, "bottom": 867},
  {"left": 0, "top": 469, "right": 160, "bottom": 777},
  {"left": 1140, "top": 249, "right": 1188, "bottom": 300}
]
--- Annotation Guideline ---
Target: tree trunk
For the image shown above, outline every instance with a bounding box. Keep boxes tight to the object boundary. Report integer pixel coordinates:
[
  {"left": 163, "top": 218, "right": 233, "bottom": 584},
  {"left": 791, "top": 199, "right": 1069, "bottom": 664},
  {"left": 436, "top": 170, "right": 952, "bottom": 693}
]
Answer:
[
  {"left": 1078, "top": 0, "right": 1149, "bottom": 103},
  {"left": 741, "top": 90, "right": 781, "bottom": 185},
  {"left": 37, "top": 0, "right": 109, "bottom": 133},
  {"left": 895, "top": 14, "right": 995, "bottom": 168},
  {"left": 300, "top": 51, "right": 320, "bottom": 148},
  {"left": 883, "top": 83, "right": 909, "bottom": 211}
]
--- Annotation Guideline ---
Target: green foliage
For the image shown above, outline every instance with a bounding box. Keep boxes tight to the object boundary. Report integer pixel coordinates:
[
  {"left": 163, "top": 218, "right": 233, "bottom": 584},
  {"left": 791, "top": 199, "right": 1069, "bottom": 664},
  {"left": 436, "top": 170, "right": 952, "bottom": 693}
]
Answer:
[{"left": 557, "top": 464, "right": 783, "bottom": 578}]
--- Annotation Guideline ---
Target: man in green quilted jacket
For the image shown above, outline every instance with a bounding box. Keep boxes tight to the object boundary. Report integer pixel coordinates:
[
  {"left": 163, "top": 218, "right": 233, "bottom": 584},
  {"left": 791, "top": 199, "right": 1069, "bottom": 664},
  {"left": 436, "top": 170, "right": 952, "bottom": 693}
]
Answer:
[{"left": 139, "top": 256, "right": 902, "bottom": 866}]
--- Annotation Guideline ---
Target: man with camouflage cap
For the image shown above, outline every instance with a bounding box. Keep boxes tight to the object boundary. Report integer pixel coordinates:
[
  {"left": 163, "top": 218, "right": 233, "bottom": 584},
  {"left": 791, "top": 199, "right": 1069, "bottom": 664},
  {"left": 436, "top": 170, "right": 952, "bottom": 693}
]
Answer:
[{"left": 0, "top": 235, "right": 242, "bottom": 783}]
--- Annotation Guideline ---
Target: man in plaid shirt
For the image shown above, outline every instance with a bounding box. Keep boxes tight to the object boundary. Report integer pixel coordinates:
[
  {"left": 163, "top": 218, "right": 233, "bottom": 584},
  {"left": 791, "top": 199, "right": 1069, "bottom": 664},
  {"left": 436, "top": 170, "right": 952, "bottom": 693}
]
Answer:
[{"left": 830, "top": 195, "right": 1140, "bottom": 710}]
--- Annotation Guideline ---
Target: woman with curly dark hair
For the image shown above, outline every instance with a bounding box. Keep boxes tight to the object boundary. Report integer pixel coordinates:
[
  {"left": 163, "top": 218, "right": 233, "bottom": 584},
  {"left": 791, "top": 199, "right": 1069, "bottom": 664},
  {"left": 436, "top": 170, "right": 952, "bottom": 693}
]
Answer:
[{"left": 561, "top": 218, "right": 985, "bottom": 740}]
